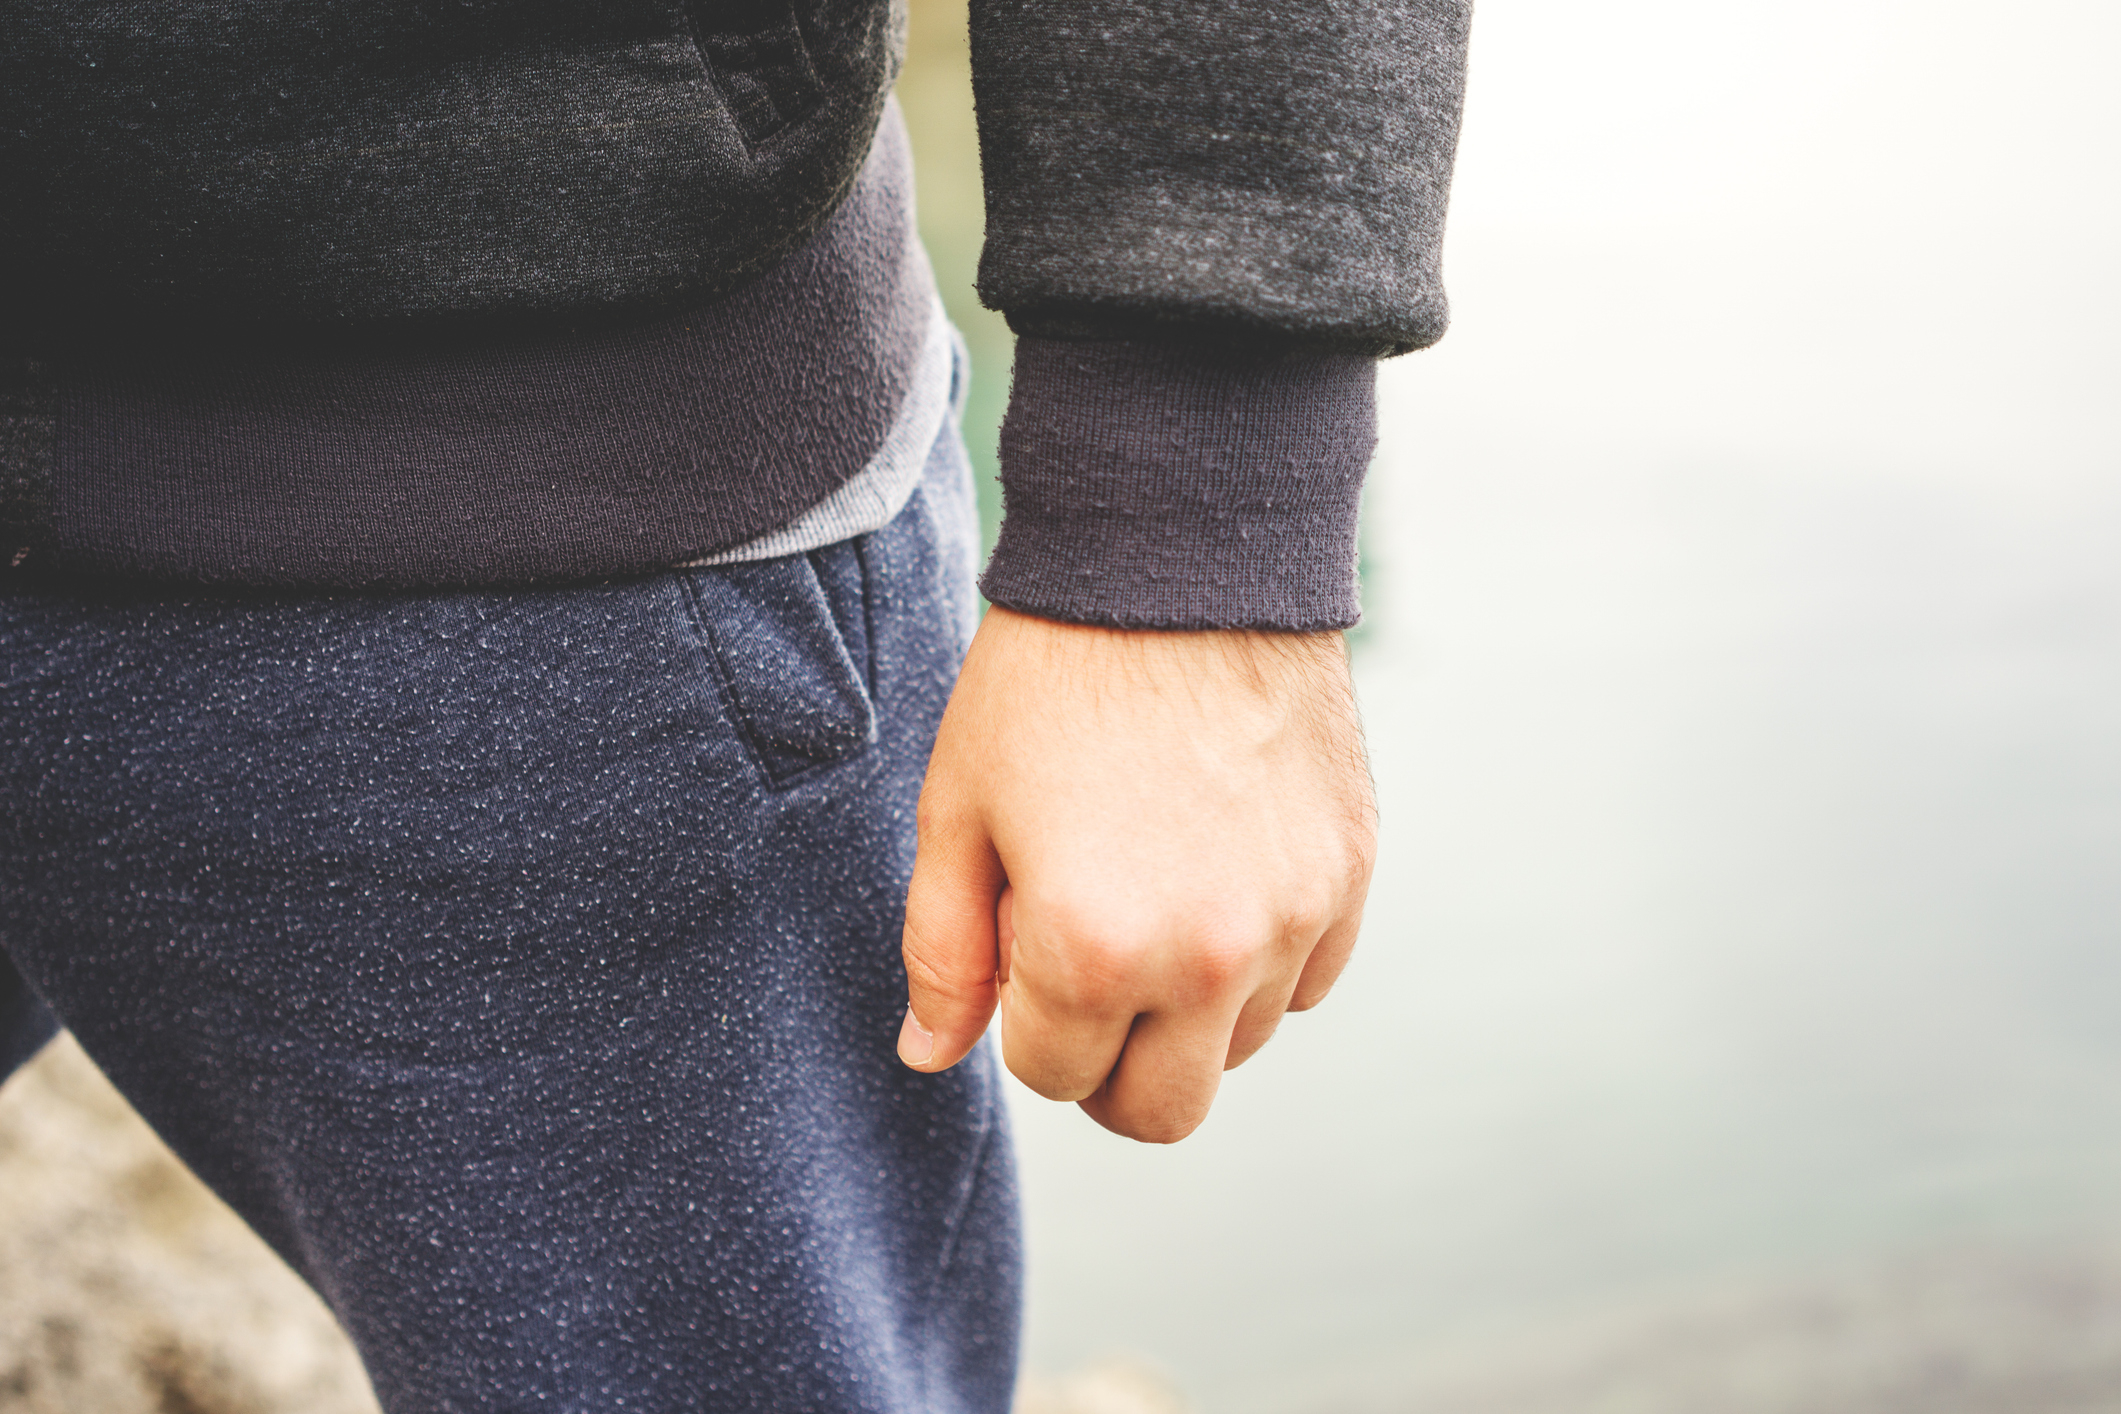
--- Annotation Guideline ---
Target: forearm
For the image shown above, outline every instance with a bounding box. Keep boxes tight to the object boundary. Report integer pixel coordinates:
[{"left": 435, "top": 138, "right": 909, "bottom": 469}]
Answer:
[{"left": 966, "top": 0, "right": 1471, "bottom": 629}]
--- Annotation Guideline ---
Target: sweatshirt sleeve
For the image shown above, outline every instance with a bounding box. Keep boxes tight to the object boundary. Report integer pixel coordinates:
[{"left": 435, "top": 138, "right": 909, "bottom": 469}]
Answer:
[{"left": 965, "top": 0, "right": 1471, "bottom": 630}]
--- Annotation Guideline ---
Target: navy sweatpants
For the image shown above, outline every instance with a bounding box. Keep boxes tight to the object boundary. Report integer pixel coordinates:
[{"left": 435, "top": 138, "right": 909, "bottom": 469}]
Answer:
[{"left": 0, "top": 429, "right": 1020, "bottom": 1413}]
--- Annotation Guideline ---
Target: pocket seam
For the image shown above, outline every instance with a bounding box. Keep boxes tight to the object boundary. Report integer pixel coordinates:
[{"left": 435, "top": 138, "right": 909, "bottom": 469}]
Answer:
[
  {"left": 683, "top": 0, "right": 828, "bottom": 150},
  {"left": 674, "top": 565, "right": 876, "bottom": 793},
  {"left": 674, "top": 570, "right": 776, "bottom": 786},
  {"left": 852, "top": 533, "right": 881, "bottom": 703}
]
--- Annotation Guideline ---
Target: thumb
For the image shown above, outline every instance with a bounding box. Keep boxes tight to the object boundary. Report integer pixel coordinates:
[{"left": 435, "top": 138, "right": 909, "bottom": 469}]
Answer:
[{"left": 898, "top": 811, "right": 1005, "bottom": 1072}]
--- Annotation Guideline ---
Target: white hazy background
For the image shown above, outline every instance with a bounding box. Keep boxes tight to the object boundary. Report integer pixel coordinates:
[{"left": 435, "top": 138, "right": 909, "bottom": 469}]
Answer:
[{"left": 1001, "top": 2, "right": 2121, "bottom": 1410}]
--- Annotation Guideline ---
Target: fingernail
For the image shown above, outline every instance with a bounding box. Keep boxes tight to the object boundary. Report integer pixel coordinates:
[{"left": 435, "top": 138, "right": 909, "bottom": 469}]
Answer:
[{"left": 897, "top": 1007, "right": 934, "bottom": 1066}]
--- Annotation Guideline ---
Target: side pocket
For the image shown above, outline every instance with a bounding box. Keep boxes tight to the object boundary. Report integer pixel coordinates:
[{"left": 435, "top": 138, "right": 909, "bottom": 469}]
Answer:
[
  {"left": 686, "top": 0, "right": 827, "bottom": 148},
  {"left": 678, "top": 542, "right": 877, "bottom": 789}
]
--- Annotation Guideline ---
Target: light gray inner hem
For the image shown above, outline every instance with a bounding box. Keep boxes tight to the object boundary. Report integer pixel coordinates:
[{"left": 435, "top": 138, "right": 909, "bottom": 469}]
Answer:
[{"left": 681, "top": 295, "right": 960, "bottom": 567}]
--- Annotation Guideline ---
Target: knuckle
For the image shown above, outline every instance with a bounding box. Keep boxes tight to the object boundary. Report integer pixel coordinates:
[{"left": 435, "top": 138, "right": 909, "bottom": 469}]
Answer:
[
  {"left": 1340, "top": 819, "right": 1380, "bottom": 890},
  {"left": 1344, "top": 848, "right": 1377, "bottom": 900},
  {"left": 1166, "top": 905, "right": 1280, "bottom": 1000},
  {"left": 1032, "top": 896, "right": 1132, "bottom": 954},
  {"left": 1179, "top": 935, "right": 1255, "bottom": 995},
  {"left": 1021, "top": 895, "right": 1314, "bottom": 1009},
  {"left": 1280, "top": 898, "right": 1334, "bottom": 948},
  {"left": 1353, "top": 823, "right": 1379, "bottom": 869},
  {"left": 1017, "top": 900, "right": 1145, "bottom": 997}
]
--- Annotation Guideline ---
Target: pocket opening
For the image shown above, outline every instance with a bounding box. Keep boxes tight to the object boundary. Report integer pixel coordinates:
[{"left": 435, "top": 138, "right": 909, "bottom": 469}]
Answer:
[
  {"left": 687, "top": 0, "right": 828, "bottom": 148},
  {"left": 677, "top": 548, "right": 878, "bottom": 790}
]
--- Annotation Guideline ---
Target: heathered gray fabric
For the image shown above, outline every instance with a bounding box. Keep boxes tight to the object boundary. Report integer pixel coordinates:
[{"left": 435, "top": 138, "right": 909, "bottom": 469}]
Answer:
[
  {"left": 970, "top": 0, "right": 1471, "bottom": 358},
  {"left": 0, "top": 1, "right": 905, "bottom": 335},
  {"left": 970, "top": 0, "right": 1468, "bottom": 628},
  {"left": 980, "top": 336, "right": 1377, "bottom": 631},
  {"left": 48, "top": 110, "right": 931, "bottom": 591},
  {"left": 0, "top": 0, "right": 1470, "bottom": 629},
  {"left": 687, "top": 302, "right": 965, "bottom": 567},
  {"left": 0, "top": 361, "right": 54, "bottom": 567}
]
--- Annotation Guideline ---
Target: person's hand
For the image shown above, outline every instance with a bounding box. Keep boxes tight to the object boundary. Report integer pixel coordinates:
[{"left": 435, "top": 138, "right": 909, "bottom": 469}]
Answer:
[{"left": 898, "top": 606, "right": 1376, "bottom": 1142}]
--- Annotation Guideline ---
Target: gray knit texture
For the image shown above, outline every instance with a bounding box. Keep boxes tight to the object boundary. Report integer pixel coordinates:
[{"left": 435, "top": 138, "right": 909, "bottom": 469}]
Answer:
[
  {"left": 970, "top": 0, "right": 1471, "bottom": 358},
  {"left": 980, "top": 336, "right": 1377, "bottom": 631},
  {"left": 970, "top": 0, "right": 1467, "bottom": 630},
  {"left": 0, "top": 359, "right": 55, "bottom": 568},
  {"left": 1, "top": 1, "right": 904, "bottom": 334},
  {"left": 52, "top": 118, "right": 931, "bottom": 592},
  {"left": 2, "top": 1, "right": 1467, "bottom": 628}
]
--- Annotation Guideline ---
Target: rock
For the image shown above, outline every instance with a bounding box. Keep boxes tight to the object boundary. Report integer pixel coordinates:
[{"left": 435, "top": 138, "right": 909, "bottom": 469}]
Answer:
[
  {"left": 1018, "top": 1359, "right": 1193, "bottom": 1414},
  {"left": 0, "top": 1036, "right": 1186, "bottom": 1414},
  {"left": 14, "top": 1030, "right": 2121, "bottom": 1414},
  {"left": 0, "top": 1036, "right": 379, "bottom": 1414}
]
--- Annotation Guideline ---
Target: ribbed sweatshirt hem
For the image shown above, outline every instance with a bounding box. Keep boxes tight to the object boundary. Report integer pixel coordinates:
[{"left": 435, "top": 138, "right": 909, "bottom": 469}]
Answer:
[{"left": 15, "top": 106, "right": 932, "bottom": 592}]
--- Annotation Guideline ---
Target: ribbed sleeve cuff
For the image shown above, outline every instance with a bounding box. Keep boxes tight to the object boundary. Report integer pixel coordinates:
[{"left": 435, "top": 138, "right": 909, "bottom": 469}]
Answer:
[{"left": 978, "top": 335, "right": 1377, "bottom": 631}]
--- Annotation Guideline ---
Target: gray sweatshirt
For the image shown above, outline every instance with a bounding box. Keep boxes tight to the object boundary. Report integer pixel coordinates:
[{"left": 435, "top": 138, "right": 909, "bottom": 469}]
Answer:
[{"left": 0, "top": 0, "right": 1470, "bottom": 629}]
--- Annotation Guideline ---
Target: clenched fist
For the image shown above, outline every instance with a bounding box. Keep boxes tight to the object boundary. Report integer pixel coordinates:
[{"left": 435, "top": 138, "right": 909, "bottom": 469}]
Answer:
[{"left": 898, "top": 605, "right": 1376, "bottom": 1143}]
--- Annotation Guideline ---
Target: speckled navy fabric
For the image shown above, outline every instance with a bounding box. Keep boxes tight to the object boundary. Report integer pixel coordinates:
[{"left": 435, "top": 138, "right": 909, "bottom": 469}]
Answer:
[
  {"left": 0, "top": 424, "right": 1020, "bottom": 1414},
  {"left": 0, "top": 950, "right": 55, "bottom": 1076}
]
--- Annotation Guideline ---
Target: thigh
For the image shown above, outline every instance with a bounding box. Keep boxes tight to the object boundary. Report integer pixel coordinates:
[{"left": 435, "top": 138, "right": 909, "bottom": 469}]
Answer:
[
  {"left": 0, "top": 444, "right": 1016, "bottom": 1413},
  {"left": 0, "top": 947, "right": 58, "bottom": 1076}
]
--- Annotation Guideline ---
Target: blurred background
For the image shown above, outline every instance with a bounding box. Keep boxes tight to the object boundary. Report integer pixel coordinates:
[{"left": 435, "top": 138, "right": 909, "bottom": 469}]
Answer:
[
  {"left": 898, "top": 0, "right": 2121, "bottom": 1409},
  {"left": 6, "top": 0, "right": 2119, "bottom": 1410}
]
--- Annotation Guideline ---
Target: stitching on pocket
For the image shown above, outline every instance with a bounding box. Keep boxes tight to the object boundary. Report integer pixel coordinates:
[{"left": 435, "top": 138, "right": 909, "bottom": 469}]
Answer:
[
  {"left": 674, "top": 569, "right": 770, "bottom": 775},
  {"left": 853, "top": 533, "right": 880, "bottom": 703},
  {"left": 686, "top": 0, "right": 827, "bottom": 148},
  {"left": 675, "top": 561, "right": 876, "bottom": 791}
]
